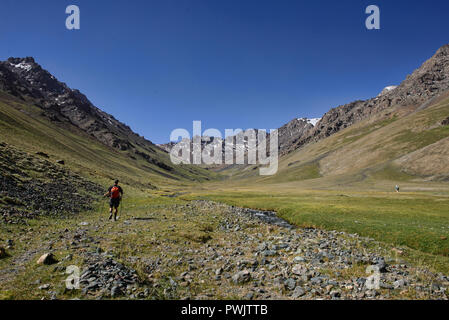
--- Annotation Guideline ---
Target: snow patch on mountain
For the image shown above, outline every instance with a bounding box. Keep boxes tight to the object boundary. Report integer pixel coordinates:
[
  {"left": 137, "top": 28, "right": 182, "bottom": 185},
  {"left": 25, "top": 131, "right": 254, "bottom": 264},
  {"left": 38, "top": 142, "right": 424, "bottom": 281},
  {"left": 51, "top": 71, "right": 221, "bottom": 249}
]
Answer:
[
  {"left": 9, "top": 62, "right": 32, "bottom": 72},
  {"left": 378, "top": 86, "right": 398, "bottom": 97},
  {"left": 297, "top": 117, "right": 321, "bottom": 126}
]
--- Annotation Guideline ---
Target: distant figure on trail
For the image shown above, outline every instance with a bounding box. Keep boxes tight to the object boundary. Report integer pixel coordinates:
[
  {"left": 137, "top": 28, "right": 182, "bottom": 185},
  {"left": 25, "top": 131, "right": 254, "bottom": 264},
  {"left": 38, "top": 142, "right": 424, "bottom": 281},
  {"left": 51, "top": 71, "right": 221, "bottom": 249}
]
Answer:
[
  {"left": 104, "top": 179, "right": 123, "bottom": 221},
  {"left": 395, "top": 185, "right": 400, "bottom": 193}
]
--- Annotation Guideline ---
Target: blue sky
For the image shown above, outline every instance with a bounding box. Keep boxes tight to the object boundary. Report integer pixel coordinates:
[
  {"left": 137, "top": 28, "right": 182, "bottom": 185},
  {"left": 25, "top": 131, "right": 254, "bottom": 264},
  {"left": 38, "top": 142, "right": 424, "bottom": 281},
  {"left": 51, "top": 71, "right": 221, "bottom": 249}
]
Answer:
[{"left": 1, "top": 0, "right": 449, "bottom": 143}]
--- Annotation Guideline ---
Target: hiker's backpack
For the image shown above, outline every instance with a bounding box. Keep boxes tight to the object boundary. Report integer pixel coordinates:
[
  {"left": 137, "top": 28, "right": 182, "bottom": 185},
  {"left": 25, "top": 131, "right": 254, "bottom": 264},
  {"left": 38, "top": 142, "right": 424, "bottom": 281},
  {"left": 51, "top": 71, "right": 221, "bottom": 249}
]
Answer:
[{"left": 110, "top": 186, "right": 120, "bottom": 199}]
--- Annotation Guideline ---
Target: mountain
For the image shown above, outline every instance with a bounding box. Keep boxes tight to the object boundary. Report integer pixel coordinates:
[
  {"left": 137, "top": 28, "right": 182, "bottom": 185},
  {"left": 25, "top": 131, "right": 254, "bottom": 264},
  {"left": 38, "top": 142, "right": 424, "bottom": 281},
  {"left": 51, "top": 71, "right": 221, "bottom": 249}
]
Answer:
[
  {"left": 162, "top": 44, "right": 449, "bottom": 167},
  {"left": 0, "top": 57, "right": 159, "bottom": 152},
  {"left": 277, "top": 117, "right": 320, "bottom": 155},
  {"left": 226, "top": 44, "right": 449, "bottom": 183},
  {"left": 0, "top": 57, "right": 217, "bottom": 186},
  {"left": 160, "top": 117, "right": 322, "bottom": 158},
  {"left": 281, "top": 44, "right": 449, "bottom": 154},
  {"left": 2, "top": 43, "right": 448, "bottom": 187}
]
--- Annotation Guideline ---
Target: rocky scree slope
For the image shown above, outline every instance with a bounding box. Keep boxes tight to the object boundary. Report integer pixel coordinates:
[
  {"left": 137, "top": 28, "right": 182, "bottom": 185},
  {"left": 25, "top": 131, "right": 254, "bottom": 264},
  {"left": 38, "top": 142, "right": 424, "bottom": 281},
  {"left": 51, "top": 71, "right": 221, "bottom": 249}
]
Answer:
[{"left": 0, "top": 141, "right": 102, "bottom": 224}]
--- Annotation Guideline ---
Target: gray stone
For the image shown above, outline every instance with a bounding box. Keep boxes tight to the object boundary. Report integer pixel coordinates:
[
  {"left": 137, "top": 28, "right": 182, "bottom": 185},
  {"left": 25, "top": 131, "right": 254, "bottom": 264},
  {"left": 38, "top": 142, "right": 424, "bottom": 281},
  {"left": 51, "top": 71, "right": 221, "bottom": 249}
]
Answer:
[
  {"left": 330, "top": 290, "right": 341, "bottom": 299},
  {"left": 284, "top": 278, "right": 296, "bottom": 291},
  {"left": 393, "top": 279, "right": 407, "bottom": 289},
  {"left": 232, "top": 270, "right": 251, "bottom": 284},
  {"left": 293, "top": 256, "right": 305, "bottom": 263},
  {"left": 375, "top": 257, "right": 388, "bottom": 273},
  {"left": 111, "top": 286, "right": 122, "bottom": 297},
  {"left": 215, "top": 267, "right": 223, "bottom": 275},
  {"left": 38, "top": 284, "right": 50, "bottom": 290},
  {"left": 262, "top": 250, "right": 277, "bottom": 257},
  {"left": 310, "top": 277, "right": 322, "bottom": 284},
  {"left": 245, "top": 292, "right": 254, "bottom": 300},
  {"left": 292, "top": 286, "right": 306, "bottom": 298},
  {"left": 380, "top": 282, "right": 394, "bottom": 290},
  {"left": 291, "top": 264, "right": 305, "bottom": 276}
]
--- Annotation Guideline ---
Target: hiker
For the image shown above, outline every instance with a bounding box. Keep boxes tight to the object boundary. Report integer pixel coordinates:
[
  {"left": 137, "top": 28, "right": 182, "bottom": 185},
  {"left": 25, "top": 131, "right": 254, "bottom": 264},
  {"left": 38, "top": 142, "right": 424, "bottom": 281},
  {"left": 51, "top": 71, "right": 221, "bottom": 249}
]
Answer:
[
  {"left": 395, "top": 185, "right": 400, "bottom": 193},
  {"left": 104, "top": 179, "right": 123, "bottom": 221}
]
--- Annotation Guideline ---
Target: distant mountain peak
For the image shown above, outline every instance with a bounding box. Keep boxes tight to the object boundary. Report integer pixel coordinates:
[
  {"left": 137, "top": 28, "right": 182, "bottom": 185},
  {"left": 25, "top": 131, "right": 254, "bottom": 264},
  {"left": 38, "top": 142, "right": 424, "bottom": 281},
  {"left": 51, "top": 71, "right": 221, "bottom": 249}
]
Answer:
[
  {"left": 8, "top": 56, "right": 36, "bottom": 64},
  {"left": 7, "top": 57, "right": 37, "bottom": 72},
  {"left": 9, "top": 61, "right": 33, "bottom": 72}
]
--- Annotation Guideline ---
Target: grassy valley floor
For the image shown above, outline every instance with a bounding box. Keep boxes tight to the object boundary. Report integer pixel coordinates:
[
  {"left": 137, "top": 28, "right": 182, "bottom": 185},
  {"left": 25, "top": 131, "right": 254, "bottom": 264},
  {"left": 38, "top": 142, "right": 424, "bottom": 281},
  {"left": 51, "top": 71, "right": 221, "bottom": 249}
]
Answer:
[
  {"left": 184, "top": 179, "right": 449, "bottom": 275},
  {"left": 1, "top": 184, "right": 448, "bottom": 300}
]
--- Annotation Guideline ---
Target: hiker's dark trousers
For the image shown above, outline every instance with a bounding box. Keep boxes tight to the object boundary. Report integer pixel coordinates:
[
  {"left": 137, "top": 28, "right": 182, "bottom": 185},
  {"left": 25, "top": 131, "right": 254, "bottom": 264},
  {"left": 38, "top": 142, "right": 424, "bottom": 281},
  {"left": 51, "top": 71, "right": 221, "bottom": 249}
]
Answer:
[{"left": 110, "top": 198, "right": 120, "bottom": 209}]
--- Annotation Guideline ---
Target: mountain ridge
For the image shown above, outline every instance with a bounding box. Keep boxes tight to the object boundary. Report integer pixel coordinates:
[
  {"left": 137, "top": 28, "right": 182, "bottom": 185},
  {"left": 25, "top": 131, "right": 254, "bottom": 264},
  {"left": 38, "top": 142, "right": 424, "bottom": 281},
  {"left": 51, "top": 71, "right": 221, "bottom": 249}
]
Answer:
[
  {"left": 283, "top": 44, "right": 449, "bottom": 154},
  {"left": 160, "top": 44, "right": 449, "bottom": 164},
  {"left": 0, "top": 57, "right": 216, "bottom": 183},
  {"left": 1, "top": 43, "right": 448, "bottom": 181}
]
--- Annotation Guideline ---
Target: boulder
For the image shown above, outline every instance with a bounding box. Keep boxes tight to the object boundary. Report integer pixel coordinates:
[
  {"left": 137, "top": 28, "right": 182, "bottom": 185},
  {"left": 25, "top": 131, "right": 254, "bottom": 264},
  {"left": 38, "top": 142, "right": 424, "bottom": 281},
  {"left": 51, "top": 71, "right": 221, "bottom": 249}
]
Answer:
[
  {"left": 374, "top": 257, "right": 388, "bottom": 273},
  {"left": 111, "top": 286, "right": 123, "bottom": 298},
  {"left": 291, "top": 264, "right": 306, "bottom": 276},
  {"left": 291, "top": 286, "right": 306, "bottom": 298},
  {"left": 284, "top": 278, "right": 296, "bottom": 291},
  {"left": 35, "top": 152, "right": 49, "bottom": 158},
  {"left": 232, "top": 270, "right": 251, "bottom": 284},
  {"left": 37, "top": 253, "right": 58, "bottom": 265},
  {"left": 441, "top": 116, "right": 449, "bottom": 126}
]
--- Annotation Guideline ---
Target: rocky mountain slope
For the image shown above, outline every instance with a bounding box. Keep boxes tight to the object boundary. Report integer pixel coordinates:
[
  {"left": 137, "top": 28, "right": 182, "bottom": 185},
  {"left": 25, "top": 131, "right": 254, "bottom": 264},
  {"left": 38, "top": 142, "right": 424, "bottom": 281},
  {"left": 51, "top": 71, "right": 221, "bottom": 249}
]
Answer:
[
  {"left": 220, "top": 44, "right": 449, "bottom": 182},
  {"left": 0, "top": 142, "right": 102, "bottom": 224},
  {"left": 283, "top": 44, "right": 449, "bottom": 154},
  {"left": 162, "top": 44, "right": 449, "bottom": 161},
  {"left": 159, "top": 117, "right": 321, "bottom": 160},
  {"left": 277, "top": 118, "right": 319, "bottom": 155},
  {"left": 0, "top": 57, "right": 215, "bottom": 183},
  {"left": 0, "top": 57, "right": 144, "bottom": 151}
]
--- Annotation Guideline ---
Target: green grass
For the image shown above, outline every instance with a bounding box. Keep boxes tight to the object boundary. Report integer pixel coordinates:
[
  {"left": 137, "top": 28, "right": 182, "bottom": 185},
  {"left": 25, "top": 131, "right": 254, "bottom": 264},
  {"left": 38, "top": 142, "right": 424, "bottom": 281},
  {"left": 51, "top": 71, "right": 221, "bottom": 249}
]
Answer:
[
  {"left": 3, "top": 187, "right": 448, "bottom": 299},
  {"left": 0, "top": 188, "right": 252, "bottom": 299},
  {"left": 187, "top": 188, "right": 449, "bottom": 273},
  {"left": 0, "top": 93, "right": 219, "bottom": 189},
  {"left": 393, "top": 126, "right": 449, "bottom": 150},
  {"left": 264, "top": 162, "right": 321, "bottom": 183},
  {"left": 368, "top": 164, "right": 416, "bottom": 182},
  {"left": 338, "top": 115, "right": 399, "bottom": 146}
]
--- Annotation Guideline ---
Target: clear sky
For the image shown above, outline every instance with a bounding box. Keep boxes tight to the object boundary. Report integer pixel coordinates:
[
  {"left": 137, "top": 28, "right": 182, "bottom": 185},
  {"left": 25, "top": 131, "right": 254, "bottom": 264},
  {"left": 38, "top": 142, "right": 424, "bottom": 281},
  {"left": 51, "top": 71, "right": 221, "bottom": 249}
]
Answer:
[{"left": 1, "top": 0, "right": 449, "bottom": 143}]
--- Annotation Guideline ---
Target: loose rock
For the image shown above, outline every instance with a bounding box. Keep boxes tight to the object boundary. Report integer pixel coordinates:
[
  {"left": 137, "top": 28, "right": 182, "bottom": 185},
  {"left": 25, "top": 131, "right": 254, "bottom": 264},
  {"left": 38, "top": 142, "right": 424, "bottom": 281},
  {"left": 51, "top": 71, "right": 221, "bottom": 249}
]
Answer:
[
  {"left": 232, "top": 270, "right": 251, "bottom": 284},
  {"left": 37, "top": 253, "right": 58, "bottom": 265}
]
